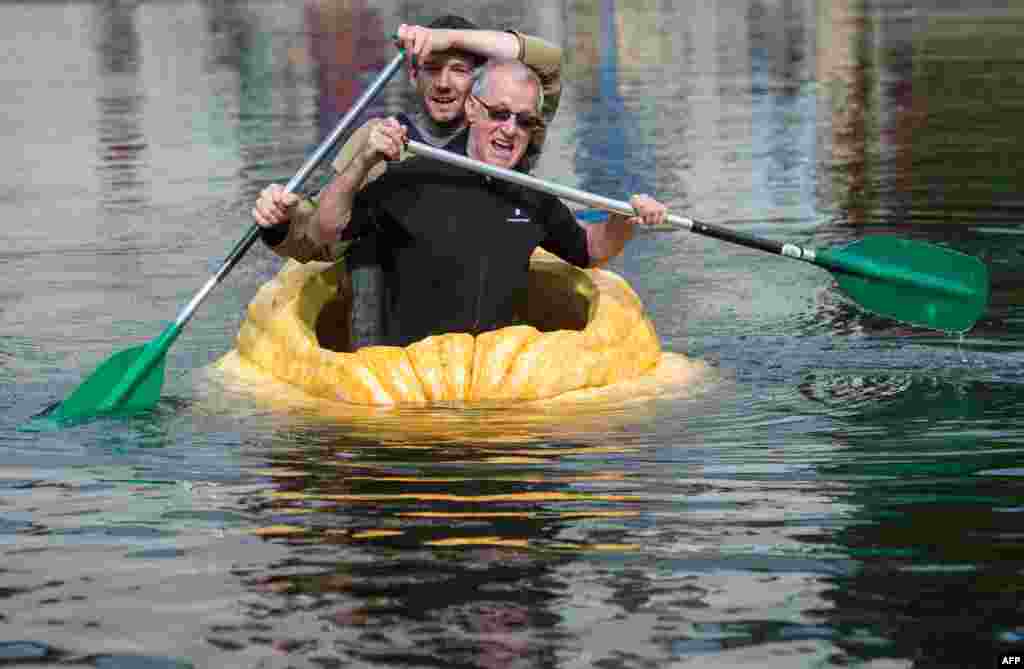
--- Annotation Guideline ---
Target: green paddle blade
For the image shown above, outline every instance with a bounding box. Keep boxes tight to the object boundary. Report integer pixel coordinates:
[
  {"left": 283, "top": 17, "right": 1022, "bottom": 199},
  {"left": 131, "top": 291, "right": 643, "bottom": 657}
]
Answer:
[
  {"left": 814, "top": 236, "right": 989, "bottom": 333},
  {"left": 49, "top": 344, "right": 167, "bottom": 424}
]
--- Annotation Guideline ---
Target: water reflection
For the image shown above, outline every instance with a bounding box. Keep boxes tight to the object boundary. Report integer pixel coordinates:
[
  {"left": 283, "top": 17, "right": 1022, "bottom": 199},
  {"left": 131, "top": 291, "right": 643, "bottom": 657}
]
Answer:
[
  {"left": 810, "top": 1, "right": 1024, "bottom": 338},
  {"left": 569, "top": 0, "right": 657, "bottom": 200},
  {"left": 748, "top": 1, "right": 816, "bottom": 221},
  {"left": 236, "top": 429, "right": 653, "bottom": 667},
  {"left": 815, "top": 2, "right": 1024, "bottom": 234},
  {"left": 202, "top": 0, "right": 253, "bottom": 73},
  {"left": 6, "top": 1, "right": 1024, "bottom": 666},
  {"left": 906, "top": 12, "right": 1024, "bottom": 224},
  {"left": 903, "top": 11, "right": 1024, "bottom": 336},
  {"left": 801, "top": 372, "right": 1024, "bottom": 663},
  {"left": 200, "top": 0, "right": 309, "bottom": 204},
  {"left": 816, "top": 0, "right": 873, "bottom": 226},
  {"left": 305, "top": 0, "right": 390, "bottom": 144},
  {"left": 94, "top": 0, "right": 148, "bottom": 212}
]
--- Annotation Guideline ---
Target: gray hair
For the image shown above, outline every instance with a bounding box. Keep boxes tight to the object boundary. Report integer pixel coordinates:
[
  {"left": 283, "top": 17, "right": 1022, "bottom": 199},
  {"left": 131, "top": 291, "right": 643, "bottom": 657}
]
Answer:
[{"left": 470, "top": 59, "right": 545, "bottom": 116}]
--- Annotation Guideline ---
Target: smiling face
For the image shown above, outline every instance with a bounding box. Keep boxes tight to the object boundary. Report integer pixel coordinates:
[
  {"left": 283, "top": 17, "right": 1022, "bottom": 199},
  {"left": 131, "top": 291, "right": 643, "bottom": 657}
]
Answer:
[
  {"left": 465, "top": 65, "right": 541, "bottom": 170},
  {"left": 413, "top": 51, "right": 477, "bottom": 127}
]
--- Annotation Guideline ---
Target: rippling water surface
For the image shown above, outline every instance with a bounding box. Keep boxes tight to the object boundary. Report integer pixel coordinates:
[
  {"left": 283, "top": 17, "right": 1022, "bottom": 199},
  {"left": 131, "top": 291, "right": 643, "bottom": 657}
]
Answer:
[{"left": 2, "top": 2, "right": 1023, "bottom": 667}]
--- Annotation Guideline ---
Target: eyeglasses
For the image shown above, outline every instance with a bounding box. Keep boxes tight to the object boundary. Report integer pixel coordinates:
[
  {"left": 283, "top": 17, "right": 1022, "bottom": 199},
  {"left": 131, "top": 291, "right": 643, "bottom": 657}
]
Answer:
[{"left": 472, "top": 96, "right": 545, "bottom": 132}]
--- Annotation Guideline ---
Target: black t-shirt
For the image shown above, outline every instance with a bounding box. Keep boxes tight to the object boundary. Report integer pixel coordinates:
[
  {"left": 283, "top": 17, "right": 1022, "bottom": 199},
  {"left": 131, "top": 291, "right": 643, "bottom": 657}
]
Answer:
[{"left": 345, "top": 133, "right": 590, "bottom": 347}]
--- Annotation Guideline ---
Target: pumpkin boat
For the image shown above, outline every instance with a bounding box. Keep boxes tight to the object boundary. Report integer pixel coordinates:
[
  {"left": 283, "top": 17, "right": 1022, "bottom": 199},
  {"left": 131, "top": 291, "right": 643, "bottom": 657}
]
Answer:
[{"left": 213, "top": 249, "right": 705, "bottom": 408}]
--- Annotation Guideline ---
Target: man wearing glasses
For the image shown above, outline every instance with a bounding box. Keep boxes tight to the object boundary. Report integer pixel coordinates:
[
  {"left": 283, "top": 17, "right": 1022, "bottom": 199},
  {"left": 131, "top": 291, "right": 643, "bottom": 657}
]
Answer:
[
  {"left": 254, "top": 18, "right": 568, "bottom": 348},
  {"left": 253, "top": 16, "right": 562, "bottom": 259},
  {"left": 254, "top": 59, "right": 667, "bottom": 348},
  {"left": 367, "top": 17, "right": 561, "bottom": 171}
]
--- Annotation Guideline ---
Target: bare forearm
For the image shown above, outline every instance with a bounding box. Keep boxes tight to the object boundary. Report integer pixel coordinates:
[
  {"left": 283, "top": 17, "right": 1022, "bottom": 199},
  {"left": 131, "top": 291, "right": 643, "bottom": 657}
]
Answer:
[
  {"left": 316, "top": 116, "right": 404, "bottom": 242},
  {"left": 584, "top": 214, "right": 635, "bottom": 267},
  {"left": 316, "top": 153, "right": 378, "bottom": 242},
  {"left": 445, "top": 29, "right": 521, "bottom": 60}
]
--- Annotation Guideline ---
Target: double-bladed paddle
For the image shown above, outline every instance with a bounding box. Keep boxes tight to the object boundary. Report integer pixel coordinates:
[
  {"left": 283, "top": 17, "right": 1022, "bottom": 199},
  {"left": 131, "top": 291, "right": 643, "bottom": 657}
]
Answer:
[
  {"left": 405, "top": 140, "right": 990, "bottom": 334},
  {"left": 35, "top": 51, "right": 407, "bottom": 426}
]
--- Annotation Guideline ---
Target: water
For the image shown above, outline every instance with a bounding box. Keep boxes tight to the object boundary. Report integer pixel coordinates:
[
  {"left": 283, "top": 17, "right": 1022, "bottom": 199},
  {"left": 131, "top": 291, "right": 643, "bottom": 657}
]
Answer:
[{"left": 2, "top": 1, "right": 1023, "bottom": 667}]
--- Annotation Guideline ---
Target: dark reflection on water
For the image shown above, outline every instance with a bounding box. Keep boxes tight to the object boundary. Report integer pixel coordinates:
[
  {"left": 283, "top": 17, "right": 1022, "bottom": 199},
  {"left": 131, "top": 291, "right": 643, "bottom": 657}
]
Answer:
[
  {"left": 304, "top": 0, "right": 391, "bottom": 144},
  {"left": 244, "top": 441, "right": 581, "bottom": 667},
  {"left": 95, "top": 0, "right": 148, "bottom": 213},
  {"left": 3, "top": 1, "right": 1024, "bottom": 667},
  {"left": 807, "top": 376, "right": 1024, "bottom": 666}
]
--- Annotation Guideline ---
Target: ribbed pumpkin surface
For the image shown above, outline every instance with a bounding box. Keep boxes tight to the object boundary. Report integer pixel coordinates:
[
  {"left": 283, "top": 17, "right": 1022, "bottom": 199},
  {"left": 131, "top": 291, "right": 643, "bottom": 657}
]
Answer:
[{"left": 227, "top": 249, "right": 662, "bottom": 405}]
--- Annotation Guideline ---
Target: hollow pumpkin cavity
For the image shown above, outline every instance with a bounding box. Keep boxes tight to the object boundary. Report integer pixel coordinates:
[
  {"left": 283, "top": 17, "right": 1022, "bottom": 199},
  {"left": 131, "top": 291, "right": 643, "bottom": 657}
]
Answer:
[{"left": 219, "top": 249, "right": 664, "bottom": 405}]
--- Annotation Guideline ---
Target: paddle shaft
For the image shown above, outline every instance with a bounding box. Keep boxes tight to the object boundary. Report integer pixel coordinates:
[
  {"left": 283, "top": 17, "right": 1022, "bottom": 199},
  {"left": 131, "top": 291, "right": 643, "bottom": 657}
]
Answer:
[
  {"left": 180, "top": 52, "right": 406, "bottom": 328},
  {"left": 406, "top": 140, "right": 814, "bottom": 256},
  {"left": 97, "top": 52, "right": 406, "bottom": 413},
  {"left": 404, "top": 140, "right": 983, "bottom": 301}
]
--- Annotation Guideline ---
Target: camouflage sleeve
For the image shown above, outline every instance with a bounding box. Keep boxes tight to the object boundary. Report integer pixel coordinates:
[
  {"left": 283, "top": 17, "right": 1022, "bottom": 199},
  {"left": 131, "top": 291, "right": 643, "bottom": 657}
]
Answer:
[
  {"left": 259, "top": 125, "right": 373, "bottom": 263},
  {"left": 261, "top": 197, "right": 344, "bottom": 263},
  {"left": 261, "top": 121, "right": 386, "bottom": 263},
  {"left": 511, "top": 31, "right": 563, "bottom": 124},
  {"left": 510, "top": 31, "right": 563, "bottom": 167},
  {"left": 331, "top": 122, "right": 371, "bottom": 176},
  {"left": 266, "top": 117, "right": 413, "bottom": 263},
  {"left": 331, "top": 119, "right": 390, "bottom": 186}
]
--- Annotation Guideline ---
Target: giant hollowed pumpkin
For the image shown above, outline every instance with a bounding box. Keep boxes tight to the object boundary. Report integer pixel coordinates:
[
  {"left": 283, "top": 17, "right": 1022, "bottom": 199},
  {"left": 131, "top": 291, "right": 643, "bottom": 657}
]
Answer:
[{"left": 218, "top": 249, "right": 665, "bottom": 405}]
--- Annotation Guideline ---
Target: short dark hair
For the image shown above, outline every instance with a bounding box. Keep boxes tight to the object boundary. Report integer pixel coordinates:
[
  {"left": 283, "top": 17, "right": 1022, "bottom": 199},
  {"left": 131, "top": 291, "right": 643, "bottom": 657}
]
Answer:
[{"left": 425, "top": 15, "right": 486, "bottom": 66}]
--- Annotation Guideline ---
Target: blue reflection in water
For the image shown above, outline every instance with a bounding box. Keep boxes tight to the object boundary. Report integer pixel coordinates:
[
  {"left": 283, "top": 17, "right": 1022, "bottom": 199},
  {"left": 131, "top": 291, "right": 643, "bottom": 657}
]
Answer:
[{"left": 573, "top": 0, "right": 657, "bottom": 207}]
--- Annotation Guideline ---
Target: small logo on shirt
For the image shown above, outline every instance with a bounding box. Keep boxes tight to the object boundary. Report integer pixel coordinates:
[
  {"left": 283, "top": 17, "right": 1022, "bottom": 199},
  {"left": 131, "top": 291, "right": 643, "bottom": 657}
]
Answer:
[{"left": 507, "top": 208, "right": 530, "bottom": 223}]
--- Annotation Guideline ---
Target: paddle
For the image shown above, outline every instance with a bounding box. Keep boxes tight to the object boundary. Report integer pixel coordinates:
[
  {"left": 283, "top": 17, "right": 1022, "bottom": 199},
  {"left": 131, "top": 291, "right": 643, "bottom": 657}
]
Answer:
[
  {"left": 39, "top": 51, "right": 407, "bottom": 426},
  {"left": 405, "top": 140, "right": 989, "bottom": 333}
]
